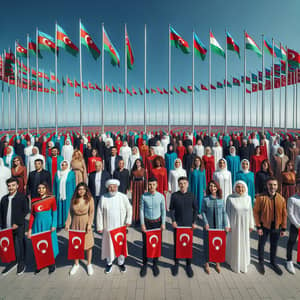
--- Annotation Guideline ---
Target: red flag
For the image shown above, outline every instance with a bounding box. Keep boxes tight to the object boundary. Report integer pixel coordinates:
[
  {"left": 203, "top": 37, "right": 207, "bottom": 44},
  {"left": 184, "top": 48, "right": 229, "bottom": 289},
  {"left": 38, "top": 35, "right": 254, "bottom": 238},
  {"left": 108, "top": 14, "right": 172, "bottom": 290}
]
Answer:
[
  {"left": 118, "top": 87, "right": 123, "bottom": 93},
  {"left": 75, "top": 92, "right": 80, "bottom": 97},
  {"left": 297, "top": 228, "right": 300, "bottom": 263},
  {"left": 132, "top": 88, "right": 137, "bottom": 95},
  {"left": 68, "top": 230, "right": 85, "bottom": 260},
  {"left": 176, "top": 227, "right": 193, "bottom": 259},
  {"left": 31, "top": 231, "right": 55, "bottom": 270},
  {"left": 82, "top": 82, "right": 88, "bottom": 90},
  {"left": 126, "top": 88, "right": 132, "bottom": 96},
  {"left": 201, "top": 84, "right": 208, "bottom": 91},
  {"left": 67, "top": 77, "right": 74, "bottom": 87},
  {"left": 95, "top": 83, "right": 102, "bottom": 91},
  {"left": 88, "top": 82, "right": 95, "bottom": 90},
  {"left": 146, "top": 88, "right": 149, "bottom": 94},
  {"left": 0, "top": 228, "right": 16, "bottom": 263},
  {"left": 180, "top": 86, "right": 187, "bottom": 94},
  {"left": 145, "top": 229, "right": 162, "bottom": 258},
  {"left": 139, "top": 88, "right": 143, "bottom": 95},
  {"left": 157, "top": 87, "right": 163, "bottom": 94},
  {"left": 112, "top": 85, "right": 117, "bottom": 93},
  {"left": 109, "top": 226, "right": 128, "bottom": 257},
  {"left": 74, "top": 80, "right": 80, "bottom": 88},
  {"left": 106, "top": 85, "right": 112, "bottom": 93},
  {"left": 174, "top": 86, "right": 180, "bottom": 94},
  {"left": 208, "top": 230, "right": 226, "bottom": 263}
]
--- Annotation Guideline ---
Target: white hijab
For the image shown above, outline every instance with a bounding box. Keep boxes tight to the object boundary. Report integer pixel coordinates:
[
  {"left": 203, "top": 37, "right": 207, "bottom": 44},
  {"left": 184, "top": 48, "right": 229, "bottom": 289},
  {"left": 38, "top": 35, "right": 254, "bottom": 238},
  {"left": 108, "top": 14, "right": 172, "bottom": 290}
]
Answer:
[
  {"left": 5, "top": 146, "right": 14, "bottom": 166},
  {"left": 233, "top": 180, "right": 249, "bottom": 197},
  {"left": 216, "top": 158, "right": 228, "bottom": 173},
  {"left": 229, "top": 146, "right": 236, "bottom": 156},
  {"left": 240, "top": 159, "right": 250, "bottom": 174},
  {"left": 57, "top": 160, "right": 71, "bottom": 201}
]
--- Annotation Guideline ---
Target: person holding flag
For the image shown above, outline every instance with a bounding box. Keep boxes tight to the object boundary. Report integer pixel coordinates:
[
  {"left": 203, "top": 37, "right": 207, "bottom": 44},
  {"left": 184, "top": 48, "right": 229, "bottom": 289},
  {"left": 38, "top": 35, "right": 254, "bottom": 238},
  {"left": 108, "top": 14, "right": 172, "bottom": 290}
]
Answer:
[
  {"left": 139, "top": 177, "right": 166, "bottom": 277},
  {"left": 169, "top": 176, "right": 197, "bottom": 278},
  {"left": 96, "top": 179, "right": 132, "bottom": 274},
  {"left": 0, "top": 177, "right": 29, "bottom": 276}
]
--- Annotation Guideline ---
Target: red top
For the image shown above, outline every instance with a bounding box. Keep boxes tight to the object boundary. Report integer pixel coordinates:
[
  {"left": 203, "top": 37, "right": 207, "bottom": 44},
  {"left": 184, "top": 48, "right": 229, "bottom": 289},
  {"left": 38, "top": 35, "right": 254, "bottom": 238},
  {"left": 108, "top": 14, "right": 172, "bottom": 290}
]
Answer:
[
  {"left": 150, "top": 167, "right": 168, "bottom": 197},
  {"left": 87, "top": 156, "right": 102, "bottom": 173},
  {"left": 250, "top": 155, "right": 265, "bottom": 176},
  {"left": 115, "top": 140, "right": 123, "bottom": 155},
  {"left": 146, "top": 155, "right": 157, "bottom": 178},
  {"left": 51, "top": 156, "right": 57, "bottom": 183},
  {"left": 202, "top": 155, "right": 215, "bottom": 184},
  {"left": 176, "top": 146, "right": 186, "bottom": 162}
]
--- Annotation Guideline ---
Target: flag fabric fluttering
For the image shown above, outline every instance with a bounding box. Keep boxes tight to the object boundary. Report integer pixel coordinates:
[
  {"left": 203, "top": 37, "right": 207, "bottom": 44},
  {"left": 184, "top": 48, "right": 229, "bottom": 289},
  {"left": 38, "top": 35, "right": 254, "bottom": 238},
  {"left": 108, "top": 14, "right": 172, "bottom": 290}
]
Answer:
[
  {"left": 264, "top": 39, "right": 276, "bottom": 57},
  {"left": 57, "top": 24, "right": 79, "bottom": 56},
  {"left": 38, "top": 31, "right": 58, "bottom": 53},
  {"left": 103, "top": 28, "right": 120, "bottom": 67},
  {"left": 226, "top": 32, "right": 240, "bottom": 57},
  {"left": 125, "top": 28, "right": 134, "bottom": 70},
  {"left": 245, "top": 32, "right": 262, "bottom": 56},
  {"left": 194, "top": 32, "right": 207, "bottom": 60},
  {"left": 80, "top": 22, "right": 101, "bottom": 60},
  {"left": 170, "top": 26, "right": 190, "bottom": 54},
  {"left": 210, "top": 32, "right": 225, "bottom": 57}
]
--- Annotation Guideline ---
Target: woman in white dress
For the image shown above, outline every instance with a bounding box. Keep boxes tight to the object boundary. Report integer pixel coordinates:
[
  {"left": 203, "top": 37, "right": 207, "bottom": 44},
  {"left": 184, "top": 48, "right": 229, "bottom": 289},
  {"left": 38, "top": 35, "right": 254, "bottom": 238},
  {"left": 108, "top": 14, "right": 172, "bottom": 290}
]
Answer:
[
  {"left": 0, "top": 158, "right": 11, "bottom": 200},
  {"left": 212, "top": 141, "right": 223, "bottom": 169},
  {"left": 213, "top": 158, "right": 232, "bottom": 205},
  {"left": 127, "top": 146, "right": 141, "bottom": 173},
  {"left": 225, "top": 180, "right": 254, "bottom": 273},
  {"left": 61, "top": 139, "right": 74, "bottom": 163},
  {"left": 168, "top": 158, "right": 187, "bottom": 193}
]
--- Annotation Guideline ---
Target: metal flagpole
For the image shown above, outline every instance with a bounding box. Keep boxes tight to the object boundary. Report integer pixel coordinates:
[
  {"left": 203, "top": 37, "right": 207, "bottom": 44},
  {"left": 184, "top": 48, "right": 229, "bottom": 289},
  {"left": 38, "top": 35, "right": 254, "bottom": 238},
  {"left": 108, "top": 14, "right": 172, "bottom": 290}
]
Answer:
[
  {"left": 262, "top": 34, "right": 265, "bottom": 134},
  {"left": 101, "top": 23, "right": 105, "bottom": 134},
  {"left": 296, "top": 70, "right": 298, "bottom": 128},
  {"left": 168, "top": 24, "right": 171, "bottom": 134},
  {"left": 231, "top": 80, "right": 233, "bottom": 127},
  {"left": 42, "top": 75, "right": 45, "bottom": 127},
  {"left": 36, "top": 28, "right": 39, "bottom": 134},
  {"left": 124, "top": 24, "right": 127, "bottom": 133},
  {"left": 14, "top": 41, "right": 18, "bottom": 134},
  {"left": 79, "top": 20, "right": 83, "bottom": 135},
  {"left": 144, "top": 24, "right": 147, "bottom": 133},
  {"left": 208, "top": 29, "right": 212, "bottom": 135},
  {"left": 215, "top": 89, "right": 217, "bottom": 125},
  {"left": 256, "top": 73, "right": 259, "bottom": 128},
  {"left": 284, "top": 45, "right": 288, "bottom": 132},
  {"left": 293, "top": 71, "right": 296, "bottom": 128},
  {"left": 243, "top": 30, "right": 246, "bottom": 135},
  {"left": 8, "top": 75, "right": 11, "bottom": 130},
  {"left": 192, "top": 31, "right": 195, "bottom": 133},
  {"left": 224, "top": 29, "right": 227, "bottom": 133},
  {"left": 279, "top": 43, "right": 282, "bottom": 128},
  {"left": 271, "top": 38, "right": 275, "bottom": 133},
  {"left": 20, "top": 84, "right": 23, "bottom": 129},
  {"left": 250, "top": 77, "right": 252, "bottom": 128},
  {"left": 26, "top": 34, "right": 30, "bottom": 133},
  {"left": 55, "top": 22, "right": 58, "bottom": 135},
  {"left": 1, "top": 54, "right": 4, "bottom": 131}
]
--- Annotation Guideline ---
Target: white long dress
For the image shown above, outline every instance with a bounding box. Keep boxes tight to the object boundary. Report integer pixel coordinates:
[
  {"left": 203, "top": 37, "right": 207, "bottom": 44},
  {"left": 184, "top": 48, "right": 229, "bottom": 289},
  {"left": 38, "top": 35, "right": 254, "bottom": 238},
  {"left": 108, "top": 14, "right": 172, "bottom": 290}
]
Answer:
[
  {"left": 61, "top": 144, "right": 74, "bottom": 163},
  {"left": 97, "top": 192, "right": 132, "bottom": 261},
  {"left": 27, "top": 147, "right": 46, "bottom": 173},
  {"left": 225, "top": 182, "right": 254, "bottom": 273},
  {"left": 212, "top": 146, "right": 223, "bottom": 169},
  {"left": 168, "top": 161, "right": 187, "bottom": 193},
  {"left": 0, "top": 158, "right": 11, "bottom": 201},
  {"left": 119, "top": 145, "right": 131, "bottom": 169},
  {"left": 193, "top": 145, "right": 204, "bottom": 158}
]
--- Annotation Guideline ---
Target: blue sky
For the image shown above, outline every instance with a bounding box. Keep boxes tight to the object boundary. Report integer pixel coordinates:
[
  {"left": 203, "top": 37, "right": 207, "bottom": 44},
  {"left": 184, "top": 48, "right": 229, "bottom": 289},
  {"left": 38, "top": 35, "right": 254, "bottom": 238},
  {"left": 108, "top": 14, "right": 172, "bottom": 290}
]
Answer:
[{"left": 1, "top": 0, "right": 300, "bottom": 129}]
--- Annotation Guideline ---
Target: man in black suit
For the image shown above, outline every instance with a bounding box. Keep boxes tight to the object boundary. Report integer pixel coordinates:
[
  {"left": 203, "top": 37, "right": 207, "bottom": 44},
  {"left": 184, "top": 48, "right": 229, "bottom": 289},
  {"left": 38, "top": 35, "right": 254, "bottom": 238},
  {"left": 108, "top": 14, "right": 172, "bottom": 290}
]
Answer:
[
  {"left": 105, "top": 146, "right": 122, "bottom": 176},
  {"left": 27, "top": 159, "right": 51, "bottom": 199},
  {"left": 88, "top": 160, "right": 111, "bottom": 223},
  {"left": 0, "top": 177, "right": 29, "bottom": 276}
]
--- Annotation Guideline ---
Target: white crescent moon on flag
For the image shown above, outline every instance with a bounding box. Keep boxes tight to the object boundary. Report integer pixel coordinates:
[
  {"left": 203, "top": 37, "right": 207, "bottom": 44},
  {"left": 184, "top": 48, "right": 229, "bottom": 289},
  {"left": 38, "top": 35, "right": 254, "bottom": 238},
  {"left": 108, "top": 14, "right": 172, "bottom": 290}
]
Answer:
[
  {"left": 63, "top": 36, "right": 71, "bottom": 45},
  {"left": 37, "top": 205, "right": 43, "bottom": 212},
  {"left": 114, "top": 232, "right": 124, "bottom": 245},
  {"left": 212, "top": 237, "right": 223, "bottom": 250},
  {"left": 179, "top": 233, "right": 190, "bottom": 247},
  {"left": 149, "top": 234, "right": 159, "bottom": 248},
  {"left": 0, "top": 237, "right": 9, "bottom": 252},
  {"left": 71, "top": 236, "right": 82, "bottom": 249},
  {"left": 42, "top": 37, "right": 52, "bottom": 47},
  {"left": 37, "top": 240, "right": 49, "bottom": 254},
  {"left": 17, "top": 47, "right": 24, "bottom": 52},
  {"left": 85, "top": 36, "right": 93, "bottom": 46},
  {"left": 177, "top": 38, "right": 184, "bottom": 46}
]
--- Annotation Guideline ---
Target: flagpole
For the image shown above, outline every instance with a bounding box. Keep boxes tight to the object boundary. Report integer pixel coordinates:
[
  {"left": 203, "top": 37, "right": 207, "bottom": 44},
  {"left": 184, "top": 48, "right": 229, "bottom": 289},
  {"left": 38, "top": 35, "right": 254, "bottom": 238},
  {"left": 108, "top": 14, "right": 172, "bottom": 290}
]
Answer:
[
  {"left": 20, "top": 83, "right": 24, "bottom": 129},
  {"left": 192, "top": 30, "right": 195, "bottom": 134},
  {"left": 262, "top": 34, "right": 265, "bottom": 135},
  {"left": 36, "top": 28, "right": 39, "bottom": 134},
  {"left": 1, "top": 54, "right": 4, "bottom": 131},
  {"left": 284, "top": 46, "right": 288, "bottom": 132},
  {"left": 208, "top": 29, "right": 211, "bottom": 135},
  {"left": 101, "top": 23, "right": 105, "bottom": 134},
  {"left": 215, "top": 89, "right": 217, "bottom": 125},
  {"left": 250, "top": 77, "right": 252, "bottom": 128},
  {"left": 14, "top": 41, "right": 18, "bottom": 134},
  {"left": 293, "top": 71, "right": 296, "bottom": 128},
  {"left": 271, "top": 38, "right": 275, "bottom": 133},
  {"left": 279, "top": 45, "right": 282, "bottom": 129},
  {"left": 224, "top": 29, "right": 227, "bottom": 134},
  {"left": 78, "top": 20, "right": 83, "bottom": 135},
  {"left": 42, "top": 75, "right": 45, "bottom": 127},
  {"left": 26, "top": 34, "right": 30, "bottom": 133},
  {"left": 55, "top": 22, "right": 58, "bottom": 135},
  {"left": 124, "top": 24, "right": 127, "bottom": 133},
  {"left": 168, "top": 24, "right": 171, "bottom": 134},
  {"left": 243, "top": 30, "right": 246, "bottom": 135},
  {"left": 296, "top": 69, "right": 298, "bottom": 128},
  {"left": 8, "top": 75, "right": 11, "bottom": 130},
  {"left": 256, "top": 72, "right": 259, "bottom": 128},
  {"left": 144, "top": 24, "right": 147, "bottom": 133},
  {"left": 231, "top": 79, "right": 233, "bottom": 127}
]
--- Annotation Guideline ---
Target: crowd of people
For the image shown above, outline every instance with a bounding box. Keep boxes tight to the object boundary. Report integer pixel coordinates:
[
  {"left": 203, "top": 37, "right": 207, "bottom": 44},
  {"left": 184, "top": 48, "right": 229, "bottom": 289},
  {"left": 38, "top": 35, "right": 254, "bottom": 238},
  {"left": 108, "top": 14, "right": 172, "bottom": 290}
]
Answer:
[{"left": 0, "top": 129, "right": 300, "bottom": 278}]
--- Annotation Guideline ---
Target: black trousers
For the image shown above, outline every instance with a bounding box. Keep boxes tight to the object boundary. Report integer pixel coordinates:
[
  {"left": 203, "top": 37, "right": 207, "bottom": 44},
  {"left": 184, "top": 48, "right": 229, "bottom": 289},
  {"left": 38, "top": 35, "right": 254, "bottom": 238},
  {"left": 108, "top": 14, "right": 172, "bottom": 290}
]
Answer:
[
  {"left": 173, "top": 229, "right": 192, "bottom": 265},
  {"left": 287, "top": 223, "right": 298, "bottom": 261},
  {"left": 142, "top": 218, "right": 161, "bottom": 265},
  {"left": 258, "top": 227, "right": 280, "bottom": 264},
  {"left": 13, "top": 226, "right": 26, "bottom": 265},
  {"left": 94, "top": 196, "right": 101, "bottom": 226}
]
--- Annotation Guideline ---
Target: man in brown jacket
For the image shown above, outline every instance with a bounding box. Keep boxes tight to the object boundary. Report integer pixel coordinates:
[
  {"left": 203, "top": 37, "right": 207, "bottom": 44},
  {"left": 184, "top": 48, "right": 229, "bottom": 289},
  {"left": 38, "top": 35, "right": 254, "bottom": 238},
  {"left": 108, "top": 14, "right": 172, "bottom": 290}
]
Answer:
[{"left": 253, "top": 177, "right": 287, "bottom": 275}]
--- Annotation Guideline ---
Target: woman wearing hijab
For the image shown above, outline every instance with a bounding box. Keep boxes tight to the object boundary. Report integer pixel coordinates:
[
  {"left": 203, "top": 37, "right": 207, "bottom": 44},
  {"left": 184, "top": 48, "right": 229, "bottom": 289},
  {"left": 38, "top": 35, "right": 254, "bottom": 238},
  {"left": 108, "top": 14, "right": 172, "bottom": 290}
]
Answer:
[
  {"left": 236, "top": 159, "right": 255, "bottom": 206},
  {"left": 226, "top": 180, "right": 254, "bottom": 273},
  {"left": 250, "top": 146, "right": 264, "bottom": 176},
  {"left": 202, "top": 147, "right": 215, "bottom": 184},
  {"left": 255, "top": 159, "right": 273, "bottom": 194},
  {"left": 3, "top": 145, "right": 16, "bottom": 168},
  {"left": 128, "top": 146, "right": 141, "bottom": 173},
  {"left": 168, "top": 158, "right": 187, "bottom": 193},
  {"left": 53, "top": 160, "right": 76, "bottom": 229},
  {"left": 165, "top": 144, "right": 178, "bottom": 175},
  {"left": 212, "top": 141, "right": 223, "bottom": 169},
  {"left": 0, "top": 158, "right": 11, "bottom": 199},
  {"left": 225, "top": 146, "right": 240, "bottom": 186},
  {"left": 189, "top": 156, "right": 206, "bottom": 213},
  {"left": 281, "top": 160, "right": 296, "bottom": 200},
  {"left": 11, "top": 156, "right": 27, "bottom": 194},
  {"left": 213, "top": 158, "right": 232, "bottom": 205},
  {"left": 61, "top": 139, "right": 74, "bottom": 163}
]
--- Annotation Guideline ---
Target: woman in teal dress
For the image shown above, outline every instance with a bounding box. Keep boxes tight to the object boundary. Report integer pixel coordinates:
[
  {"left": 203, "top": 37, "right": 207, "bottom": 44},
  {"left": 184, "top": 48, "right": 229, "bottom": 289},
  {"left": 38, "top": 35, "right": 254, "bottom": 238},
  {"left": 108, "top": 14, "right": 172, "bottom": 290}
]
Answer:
[
  {"left": 189, "top": 156, "right": 206, "bottom": 213},
  {"left": 225, "top": 146, "right": 240, "bottom": 186},
  {"left": 53, "top": 160, "right": 76, "bottom": 229},
  {"left": 28, "top": 183, "right": 59, "bottom": 273},
  {"left": 165, "top": 144, "right": 177, "bottom": 174},
  {"left": 236, "top": 159, "right": 255, "bottom": 206}
]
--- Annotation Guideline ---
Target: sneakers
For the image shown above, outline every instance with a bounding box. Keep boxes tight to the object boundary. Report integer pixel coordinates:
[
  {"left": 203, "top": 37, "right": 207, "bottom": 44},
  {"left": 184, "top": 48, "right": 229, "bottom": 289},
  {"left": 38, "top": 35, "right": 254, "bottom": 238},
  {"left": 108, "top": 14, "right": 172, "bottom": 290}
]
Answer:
[
  {"left": 152, "top": 264, "right": 160, "bottom": 277},
  {"left": 185, "top": 264, "right": 194, "bottom": 278},
  {"left": 87, "top": 264, "right": 94, "bottom": 276},
  {"left": 119, "top": 264, "right": 127, "bottom": 273},
  {"left": 69, "top": 264, "right": 80, "bottom": 276},
  {"left": 171, "top": 263, "right": 179, "bottom": 276},
  {"left": 286, "top": 261, "right": 296, "bottom": 274},
  {"left": 17, "top": 263, "right": 26, "bottom": 276},
  {"left": 105, "top": 264, "right": 113, "bottom": 274},
  {"left": 270, "top": 263, "right": 283, "bottom": 276},
  {"left": 257, "top": 262, "right": 265, "bottom": 275},
  {"left": 48, "top": 264, "right": 56, "bottom": 274},
  {"left": 1, "top": 262, "right": 17, "bottom": 276},
  {"left": 140, "top": 264, "right": 147, "bottom": 277}
]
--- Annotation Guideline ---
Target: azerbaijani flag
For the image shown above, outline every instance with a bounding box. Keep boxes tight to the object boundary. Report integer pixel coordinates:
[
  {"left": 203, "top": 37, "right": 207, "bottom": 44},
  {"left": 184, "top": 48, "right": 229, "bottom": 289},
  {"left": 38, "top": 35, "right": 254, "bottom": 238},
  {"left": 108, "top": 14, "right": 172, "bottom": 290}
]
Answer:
[
  {"left": 233, "top": 77, "right": 240, "bottom": 86},
  {"left": 16, "top": 42, "right": 27, "bottom": 57},
  {"left": 252, "top": 73, "right": 258, "bottom": 83},
  {"left": 80, "top": 22, "right": 101, "bottom": 60},
  {"left": 193, "top": 32, "right": 207, "bottom": 60},
  {"left": 28, "top": 39, "right": 42, "bottom": 58},
  {"left": 103, "top": 28, "right": 120, "bottom": 67},
  {"left": 57, "top": 24, "right": 78, "bottom": 56},
  {"left": 226, "top": 32, "right": 240, "bottom": 57},
  {"left": 38, "top": 31, "right": 58, "bottom": 53},
  {"left": 170, "top": 26, "right": 190, "bottom": 54},
  {"left": 245, "top": 32, "right": 262, "bottom": 56},
  {"left": 125, "top": 28, "right": 134, "bottom": 69},
  {"left": 264, "top": 39, "right": 276, "bottom": 57},
  {"left": 217, "top": 82, "right": 223, "bottom": 88},
  {"left": 210, "top": 32, "right": 225, "bottom": 57}
]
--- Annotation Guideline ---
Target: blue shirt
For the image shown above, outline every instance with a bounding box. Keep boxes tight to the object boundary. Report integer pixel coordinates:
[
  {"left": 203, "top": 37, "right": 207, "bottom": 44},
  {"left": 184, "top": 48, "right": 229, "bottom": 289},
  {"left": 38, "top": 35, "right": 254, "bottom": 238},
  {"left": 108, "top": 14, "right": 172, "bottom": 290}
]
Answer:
[{"left": 140, "top": 192, "right": 166, "bottom": 225}]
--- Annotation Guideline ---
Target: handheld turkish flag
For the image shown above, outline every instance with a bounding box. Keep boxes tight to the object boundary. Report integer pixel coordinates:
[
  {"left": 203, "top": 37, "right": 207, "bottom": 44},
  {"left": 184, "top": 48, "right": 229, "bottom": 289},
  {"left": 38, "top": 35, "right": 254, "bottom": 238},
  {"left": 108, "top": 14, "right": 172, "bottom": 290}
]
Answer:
[
  {"left": 297, "top": 229, "right": 300, "bottom": 263},
  {"left": 176, "top": 227, "right": 193, "bottom": 259},
  {"left": 110, "top": 226, "right": 127, "bottom": 257},
  {"left": 31, "top": 231, "right": 55, "bottom": 270},
  {"left": 68, "top": 230, "right": 85, "bottom": 260},
  {"left": 145, "top": 229, "right": 162, "bottom": 258},
  {"left": 0, "top": 228, "right": 16, "bottom": 263},
  {"left": 208, "top": 229, "right": 226, "bottom": 262}
]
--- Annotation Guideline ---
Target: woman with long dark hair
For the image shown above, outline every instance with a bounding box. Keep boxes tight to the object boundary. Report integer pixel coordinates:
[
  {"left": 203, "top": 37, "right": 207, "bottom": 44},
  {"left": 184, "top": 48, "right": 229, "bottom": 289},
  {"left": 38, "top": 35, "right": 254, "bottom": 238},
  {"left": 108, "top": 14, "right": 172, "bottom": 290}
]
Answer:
[
  {"left": 255, "top": 159, "right": 273, "bottom": 194},
  {"left": 11, "top": 156, "right": 27, "bottom": 194}
]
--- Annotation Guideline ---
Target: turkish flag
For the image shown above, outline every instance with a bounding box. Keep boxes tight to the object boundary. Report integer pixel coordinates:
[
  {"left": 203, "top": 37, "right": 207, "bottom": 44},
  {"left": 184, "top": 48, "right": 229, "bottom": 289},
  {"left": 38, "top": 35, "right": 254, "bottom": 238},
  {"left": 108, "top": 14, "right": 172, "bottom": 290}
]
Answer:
[
  {"left": 110, "top": 226, "right": 127, "bottom": 257},
  {"left": 68, "top": 230, "right": 85, "bottom": 260},
  {"left": 208, "top": 230, "right": 226, "bottom": 263},
  {"left": 145, "top": 229, "right": 162, "bottom": 258},
  {"left": 31, "top": 231, "right": 55, "bottom": 270},
  {"left": 297, "top": 229, "right": 300, "bottom": 263},
  {"left": 176, "top": 227, "right": 193, "bottom": 259},
  {"left": 0, "top": 228, "right": 16, "bottom": 263}
]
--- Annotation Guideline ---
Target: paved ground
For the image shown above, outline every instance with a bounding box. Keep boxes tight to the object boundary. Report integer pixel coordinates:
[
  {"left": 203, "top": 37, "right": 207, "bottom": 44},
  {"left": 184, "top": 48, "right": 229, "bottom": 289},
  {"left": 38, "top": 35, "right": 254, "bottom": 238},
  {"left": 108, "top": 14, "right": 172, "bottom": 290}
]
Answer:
[{"left": 1, "top": 210, "right": 300, "bottom": 300}]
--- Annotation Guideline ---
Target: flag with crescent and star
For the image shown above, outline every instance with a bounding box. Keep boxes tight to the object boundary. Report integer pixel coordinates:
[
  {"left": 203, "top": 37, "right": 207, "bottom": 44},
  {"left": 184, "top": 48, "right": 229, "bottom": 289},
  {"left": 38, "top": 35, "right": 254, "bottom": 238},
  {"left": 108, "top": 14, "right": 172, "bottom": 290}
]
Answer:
[
  {"left": 80, "top": 22, "right": 101, "bottom": 60},
  {"left": 208, "top": 229, "right": 226, "bottom": 262},
  {"left": 170, "top": 26, "right": 190, "bottom": 54},
  {"left": 31, "top": 230, "right": 55, "bottom": 270},
  {"left": 103, "top": 27, "right": 120, "bottom": 67},
  {"left": 0, "top": 228, "right": 16, "bottom": 263},
  {"left": 38, "top": 31, "right": 58, "bottom": 53},
  {"left": 68, "top": 230, "right": 85, "bottom": 260},
  {"left": 109, "top": 226, "right": 128, "bottom": 257},
  {"left": 57, "top": 24, "right": 79, "bottom": 56},
  {"left": 176, "top": 227, "right": 193, "bottom": 259},
  {"left": 146, "top": 229, "right": 162, "bottom": 258}
]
